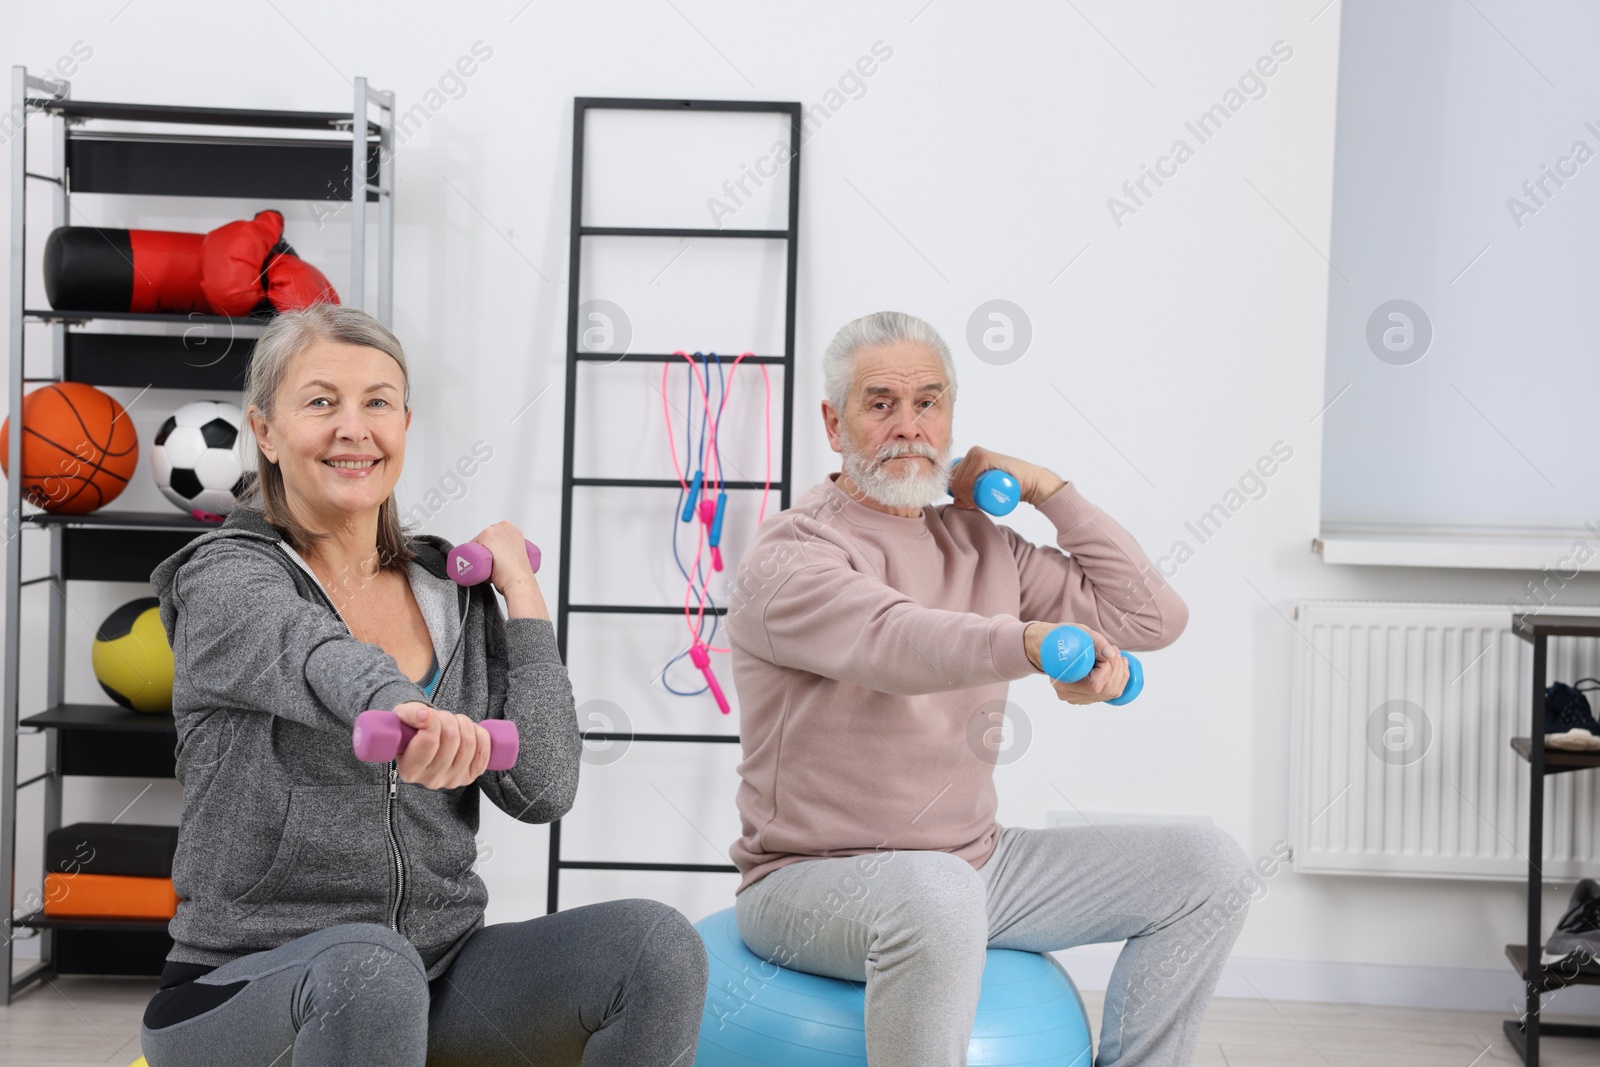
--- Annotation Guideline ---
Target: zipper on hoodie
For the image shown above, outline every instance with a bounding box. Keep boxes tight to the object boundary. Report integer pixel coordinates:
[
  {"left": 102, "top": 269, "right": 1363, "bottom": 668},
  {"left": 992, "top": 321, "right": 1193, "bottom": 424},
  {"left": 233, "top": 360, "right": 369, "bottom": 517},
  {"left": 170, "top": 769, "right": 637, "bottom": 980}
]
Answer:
[
  {"left": 382, "top": 585, "right": 469, "bottom": 931},
  {"left": 275, "top": 543, "right": 410, "bottom": 934},
  {"left": 387, "top": 763, "right": 404, "bottom": 931}
]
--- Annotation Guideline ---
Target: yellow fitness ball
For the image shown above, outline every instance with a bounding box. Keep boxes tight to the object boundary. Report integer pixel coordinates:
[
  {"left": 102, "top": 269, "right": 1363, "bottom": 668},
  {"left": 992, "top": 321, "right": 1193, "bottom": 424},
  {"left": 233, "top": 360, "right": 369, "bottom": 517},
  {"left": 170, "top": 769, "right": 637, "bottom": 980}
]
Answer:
[{"left": 91, "top": 597, "right": 174, "bottom": 714}]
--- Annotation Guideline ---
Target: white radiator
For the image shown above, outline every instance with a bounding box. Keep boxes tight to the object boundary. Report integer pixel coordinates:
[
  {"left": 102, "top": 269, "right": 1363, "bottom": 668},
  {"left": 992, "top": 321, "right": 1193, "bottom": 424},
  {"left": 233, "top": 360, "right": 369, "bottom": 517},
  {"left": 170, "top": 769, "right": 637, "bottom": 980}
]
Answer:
[{"left": 1290, "top": 600, "right": 1600, "bottom": 881}]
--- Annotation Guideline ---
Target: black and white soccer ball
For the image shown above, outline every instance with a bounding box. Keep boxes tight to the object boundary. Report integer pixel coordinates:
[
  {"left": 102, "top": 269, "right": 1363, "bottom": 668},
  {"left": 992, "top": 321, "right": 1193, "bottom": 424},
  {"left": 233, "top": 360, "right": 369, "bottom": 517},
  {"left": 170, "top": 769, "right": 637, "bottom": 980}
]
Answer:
[{"left": 151, "top": 400, "right": 248, "bottom": 518}]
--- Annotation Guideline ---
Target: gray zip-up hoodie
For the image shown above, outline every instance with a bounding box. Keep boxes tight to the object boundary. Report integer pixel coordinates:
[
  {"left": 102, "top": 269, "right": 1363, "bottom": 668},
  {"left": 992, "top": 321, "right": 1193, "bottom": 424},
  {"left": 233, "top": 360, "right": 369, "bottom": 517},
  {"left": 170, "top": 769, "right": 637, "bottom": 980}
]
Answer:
[{"left": 148, "top": 505, "right": 580, "bottom": 978}]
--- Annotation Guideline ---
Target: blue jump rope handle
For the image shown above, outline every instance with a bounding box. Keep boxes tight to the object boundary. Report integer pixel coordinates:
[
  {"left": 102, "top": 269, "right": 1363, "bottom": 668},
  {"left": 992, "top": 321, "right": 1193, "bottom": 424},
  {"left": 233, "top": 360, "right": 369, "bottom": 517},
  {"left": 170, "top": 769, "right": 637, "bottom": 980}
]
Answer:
[
  {"left": 681, "top": 470, "right": 704, "bottom": 522},
  {"left": 949, "top": 459, "right": 1020, "bottom": 516},
  {"left": 709, "top": 491, "right": 728, "bottom": 547},
  {"left": 1038, "top": 624, "right": 1143, "bottom": 705}
]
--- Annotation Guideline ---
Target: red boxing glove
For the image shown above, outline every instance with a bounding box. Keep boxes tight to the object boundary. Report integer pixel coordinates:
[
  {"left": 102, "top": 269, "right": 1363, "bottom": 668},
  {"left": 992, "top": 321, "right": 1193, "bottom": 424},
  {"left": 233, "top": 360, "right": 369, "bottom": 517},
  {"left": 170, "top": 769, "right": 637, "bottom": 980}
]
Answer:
[
  {"left": 200, "top": 210, "right": 340, "bottom": 316},
  {"left": 264, "top": 247, "right": 340, "bottom": 312}
]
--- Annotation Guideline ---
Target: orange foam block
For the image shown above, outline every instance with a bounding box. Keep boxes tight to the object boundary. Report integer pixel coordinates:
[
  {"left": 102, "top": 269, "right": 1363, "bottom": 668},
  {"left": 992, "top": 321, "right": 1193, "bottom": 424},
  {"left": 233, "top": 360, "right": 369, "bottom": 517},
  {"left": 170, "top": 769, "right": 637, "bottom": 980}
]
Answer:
[{"left": 42, "top": 872, "right": 178, "bottom": 919}]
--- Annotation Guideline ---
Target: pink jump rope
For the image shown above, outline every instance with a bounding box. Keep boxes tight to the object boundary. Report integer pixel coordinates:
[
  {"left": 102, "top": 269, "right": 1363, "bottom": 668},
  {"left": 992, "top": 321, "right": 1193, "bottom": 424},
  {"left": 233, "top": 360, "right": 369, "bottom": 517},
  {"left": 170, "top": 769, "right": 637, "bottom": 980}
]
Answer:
[{"left": 659, "top": 351, "right": 772, "bottom": 713}]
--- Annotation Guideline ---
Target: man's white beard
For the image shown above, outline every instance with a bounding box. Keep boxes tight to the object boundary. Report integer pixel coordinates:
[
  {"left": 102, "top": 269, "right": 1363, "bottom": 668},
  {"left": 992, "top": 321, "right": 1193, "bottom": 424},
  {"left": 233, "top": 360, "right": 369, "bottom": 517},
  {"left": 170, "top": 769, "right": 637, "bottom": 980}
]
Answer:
[{"left": 840, "top": 432, "right": 951, "bottom": 510}]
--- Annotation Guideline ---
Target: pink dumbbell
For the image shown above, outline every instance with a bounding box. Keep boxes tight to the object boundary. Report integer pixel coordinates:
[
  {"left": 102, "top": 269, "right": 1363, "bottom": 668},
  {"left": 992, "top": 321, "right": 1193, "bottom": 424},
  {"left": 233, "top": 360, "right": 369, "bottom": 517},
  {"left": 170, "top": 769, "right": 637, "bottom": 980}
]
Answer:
[
  {"left": 351, "top": 709, "right": 520, "bottom": 770},
  {"left": 446, "top": 539, "right": 541, "bottom": 587}
]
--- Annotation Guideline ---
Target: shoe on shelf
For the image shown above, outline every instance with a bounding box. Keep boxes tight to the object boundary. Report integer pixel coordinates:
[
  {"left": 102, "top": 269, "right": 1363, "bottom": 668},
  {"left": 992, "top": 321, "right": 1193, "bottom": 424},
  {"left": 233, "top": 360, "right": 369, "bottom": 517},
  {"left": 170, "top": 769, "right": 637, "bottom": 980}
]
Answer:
[
  {"left": 1547, "top": 730, "right": 1600, "bottom": 751},
  {"left": 1543, "top": 680, "right": 1600, "bottom": 751},
  {"left": 1541, "top": 878, "right": 1600, "bottom": 974}
]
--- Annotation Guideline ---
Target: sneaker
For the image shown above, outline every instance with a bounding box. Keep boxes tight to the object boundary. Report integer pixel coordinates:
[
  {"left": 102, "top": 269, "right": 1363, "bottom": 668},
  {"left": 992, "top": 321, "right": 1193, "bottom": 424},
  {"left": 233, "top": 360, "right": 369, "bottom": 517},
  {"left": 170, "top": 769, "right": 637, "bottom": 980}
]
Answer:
[
  {"left": 1541, "top": 879, "right": 1600, "bottom": 973},
  {"left": 1544, "top": 680, "right": 1600, "bottom": 751}
]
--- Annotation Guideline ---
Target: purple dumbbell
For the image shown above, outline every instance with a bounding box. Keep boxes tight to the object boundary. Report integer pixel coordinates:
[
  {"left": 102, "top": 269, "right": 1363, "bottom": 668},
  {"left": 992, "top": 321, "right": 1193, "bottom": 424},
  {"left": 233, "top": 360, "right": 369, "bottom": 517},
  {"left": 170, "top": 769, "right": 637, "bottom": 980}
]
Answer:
[
  {"left": 447, "top": 539, "right": 541, "bottom": 587},
  {"left": 352, "top": 709, "right": 520, "bottom": 770}
]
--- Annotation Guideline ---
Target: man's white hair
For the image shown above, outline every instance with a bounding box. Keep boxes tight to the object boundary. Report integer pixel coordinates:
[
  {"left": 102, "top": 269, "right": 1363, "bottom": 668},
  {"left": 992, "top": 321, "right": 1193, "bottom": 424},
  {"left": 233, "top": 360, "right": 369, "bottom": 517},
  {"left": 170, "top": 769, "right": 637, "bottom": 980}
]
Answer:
[{"left": 821, "top": 311, "right": 958, "bottom": 414}]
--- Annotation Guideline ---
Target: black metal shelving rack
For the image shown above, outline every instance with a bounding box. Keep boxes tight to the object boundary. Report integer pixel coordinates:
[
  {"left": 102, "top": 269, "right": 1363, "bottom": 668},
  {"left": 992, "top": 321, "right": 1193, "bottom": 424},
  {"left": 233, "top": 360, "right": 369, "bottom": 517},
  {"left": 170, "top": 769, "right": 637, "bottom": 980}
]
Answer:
[
  {"left": 548, "top": 97, "right": 801, "bottom": 912},
  {"left": 1501, "top": 613, "right": 1600, "bottom": 1065},
  {"left": 2, "top": 68, "right": 394, "bottom": 1003}
]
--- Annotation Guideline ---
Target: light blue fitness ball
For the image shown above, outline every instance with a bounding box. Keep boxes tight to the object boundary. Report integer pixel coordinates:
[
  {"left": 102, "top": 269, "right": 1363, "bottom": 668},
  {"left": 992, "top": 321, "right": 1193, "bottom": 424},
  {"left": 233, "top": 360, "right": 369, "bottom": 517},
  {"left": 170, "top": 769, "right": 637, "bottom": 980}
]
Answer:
[{"left": 694, "top": 908, "right": 1093, "bottom": 1066}]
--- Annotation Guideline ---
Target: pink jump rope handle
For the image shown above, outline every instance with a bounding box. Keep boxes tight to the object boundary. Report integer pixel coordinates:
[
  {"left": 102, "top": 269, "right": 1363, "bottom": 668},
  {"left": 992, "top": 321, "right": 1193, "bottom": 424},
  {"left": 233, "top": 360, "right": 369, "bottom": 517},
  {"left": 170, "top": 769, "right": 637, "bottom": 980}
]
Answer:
[
  {"left": 689, "top": 643, "right": 731, "bottom": 715},
  {"left": 697, "top": 499, "right": 723, "bottom": 573},
  {"left": 446, "top": 539, "right": 541, "bottom": 587},
  {"left": 352, "top": 710, "right": 520, "bottom": 770}
]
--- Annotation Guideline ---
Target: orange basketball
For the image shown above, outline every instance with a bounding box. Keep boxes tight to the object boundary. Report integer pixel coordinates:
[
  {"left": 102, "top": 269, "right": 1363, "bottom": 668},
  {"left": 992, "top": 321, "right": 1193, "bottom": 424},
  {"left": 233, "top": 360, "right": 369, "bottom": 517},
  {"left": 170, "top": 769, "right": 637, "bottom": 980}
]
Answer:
[{"left": 0, "top": 382, "right": 139, "bottom": 514}]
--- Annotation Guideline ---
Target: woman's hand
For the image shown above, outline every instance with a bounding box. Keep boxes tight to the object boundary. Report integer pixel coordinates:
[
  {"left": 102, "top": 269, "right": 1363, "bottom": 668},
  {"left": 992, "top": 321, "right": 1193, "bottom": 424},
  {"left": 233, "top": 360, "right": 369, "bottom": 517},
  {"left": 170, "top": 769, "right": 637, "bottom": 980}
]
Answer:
[
  {"left": 392, "top": 700, "right": 492, "bottom": 789},
  {"left": 470, "top": 521, "right": 549, "bottom": 620},
  {"left": 1023, "top": 622, "right": 1131, "bottom": 705}
]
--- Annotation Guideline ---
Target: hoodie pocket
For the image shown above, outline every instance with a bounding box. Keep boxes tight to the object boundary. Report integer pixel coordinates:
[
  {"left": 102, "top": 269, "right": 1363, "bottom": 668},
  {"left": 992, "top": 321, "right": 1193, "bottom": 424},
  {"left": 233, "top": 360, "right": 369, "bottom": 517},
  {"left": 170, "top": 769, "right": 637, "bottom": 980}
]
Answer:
[{"left": 231, "top": 785, "right": 384, "bottom": 912}]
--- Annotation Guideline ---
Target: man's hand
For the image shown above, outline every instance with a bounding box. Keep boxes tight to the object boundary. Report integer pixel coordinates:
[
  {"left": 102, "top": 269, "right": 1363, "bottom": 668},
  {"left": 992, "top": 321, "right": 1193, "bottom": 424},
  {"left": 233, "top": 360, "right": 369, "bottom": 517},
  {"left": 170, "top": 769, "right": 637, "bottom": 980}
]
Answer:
[
  {"left": 949, "top": 447, "right": 1066, "bottom": 509},
  {"left": 1023, "top": 621, "right": 1131, "bottom": 705}
]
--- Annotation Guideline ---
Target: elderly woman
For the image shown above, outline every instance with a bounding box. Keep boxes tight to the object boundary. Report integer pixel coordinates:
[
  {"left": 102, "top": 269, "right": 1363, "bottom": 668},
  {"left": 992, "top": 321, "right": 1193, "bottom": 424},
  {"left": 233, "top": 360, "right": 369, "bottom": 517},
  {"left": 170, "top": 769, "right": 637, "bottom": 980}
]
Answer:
[{"left": 140, "top": 305, "right": 706, "bottom": 1066}]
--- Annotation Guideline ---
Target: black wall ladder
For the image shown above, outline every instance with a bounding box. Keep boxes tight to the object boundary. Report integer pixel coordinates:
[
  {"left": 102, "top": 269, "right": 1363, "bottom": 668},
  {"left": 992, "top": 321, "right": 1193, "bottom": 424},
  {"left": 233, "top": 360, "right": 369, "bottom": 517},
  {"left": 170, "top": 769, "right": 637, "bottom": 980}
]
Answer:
[{"left": 549, "top": 97, "right": 801, "bottom": 912}]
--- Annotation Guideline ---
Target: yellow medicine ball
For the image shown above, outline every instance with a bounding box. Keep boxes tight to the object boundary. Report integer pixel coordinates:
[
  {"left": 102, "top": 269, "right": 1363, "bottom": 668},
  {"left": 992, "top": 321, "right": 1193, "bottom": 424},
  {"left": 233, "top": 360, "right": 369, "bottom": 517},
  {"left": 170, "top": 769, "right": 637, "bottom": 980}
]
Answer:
[{"left": 91, "top": 597, "right": 173, "bottom": 714}]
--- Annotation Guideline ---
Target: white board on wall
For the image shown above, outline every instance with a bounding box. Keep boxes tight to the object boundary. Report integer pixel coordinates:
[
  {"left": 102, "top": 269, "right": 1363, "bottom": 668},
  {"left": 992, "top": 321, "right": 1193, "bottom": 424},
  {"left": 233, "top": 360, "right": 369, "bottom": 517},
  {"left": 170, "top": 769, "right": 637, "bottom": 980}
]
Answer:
[{"left": 1317, "top": 0, "right": 1600, "bottom": 571}]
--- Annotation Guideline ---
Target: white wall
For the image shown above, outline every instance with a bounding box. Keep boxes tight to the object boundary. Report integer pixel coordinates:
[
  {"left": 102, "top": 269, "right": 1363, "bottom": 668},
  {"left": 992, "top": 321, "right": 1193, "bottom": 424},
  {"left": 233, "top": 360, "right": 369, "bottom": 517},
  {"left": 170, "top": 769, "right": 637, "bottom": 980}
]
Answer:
[{"left": 5, "top": 0, "right": 1598, "bottom": 1015}]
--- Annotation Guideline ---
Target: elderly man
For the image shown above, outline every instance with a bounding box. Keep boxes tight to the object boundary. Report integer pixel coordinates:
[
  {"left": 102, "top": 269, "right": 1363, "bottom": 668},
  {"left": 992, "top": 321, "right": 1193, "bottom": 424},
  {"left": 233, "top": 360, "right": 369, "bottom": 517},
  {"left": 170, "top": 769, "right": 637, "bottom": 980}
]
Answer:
[{"left": 724, "top": 311, "right": 1252, "bottom": 1066}]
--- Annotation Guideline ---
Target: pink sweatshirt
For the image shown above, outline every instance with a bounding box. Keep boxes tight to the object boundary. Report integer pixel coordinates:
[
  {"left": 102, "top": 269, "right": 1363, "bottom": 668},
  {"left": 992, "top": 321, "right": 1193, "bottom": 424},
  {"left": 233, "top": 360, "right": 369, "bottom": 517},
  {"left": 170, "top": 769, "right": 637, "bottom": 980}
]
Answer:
[{"left": 724, "top": 473, "right": 1188, "bottom": 893}]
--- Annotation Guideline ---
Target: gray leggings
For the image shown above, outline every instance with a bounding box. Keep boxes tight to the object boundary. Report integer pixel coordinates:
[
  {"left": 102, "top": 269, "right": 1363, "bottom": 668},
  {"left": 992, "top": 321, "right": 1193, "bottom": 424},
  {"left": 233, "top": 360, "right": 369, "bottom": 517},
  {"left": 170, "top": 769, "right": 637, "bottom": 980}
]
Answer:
[
  {"left": 734, "top": 823, "right": 1254, "bottom": 1067},
  {"left": 140, "top": 898, "right": 708, "bottom": 1066}
]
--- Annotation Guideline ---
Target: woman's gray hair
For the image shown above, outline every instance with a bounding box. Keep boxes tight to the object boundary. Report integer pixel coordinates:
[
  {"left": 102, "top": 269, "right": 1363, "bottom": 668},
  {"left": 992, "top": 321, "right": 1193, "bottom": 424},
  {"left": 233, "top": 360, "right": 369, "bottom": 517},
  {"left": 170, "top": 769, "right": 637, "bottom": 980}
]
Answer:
[
  {"left": 239, "top": 303, "right": 416, "bottom": 570},
  {"left": 821, "top": 311, "right": 958, "bottom": 415}
]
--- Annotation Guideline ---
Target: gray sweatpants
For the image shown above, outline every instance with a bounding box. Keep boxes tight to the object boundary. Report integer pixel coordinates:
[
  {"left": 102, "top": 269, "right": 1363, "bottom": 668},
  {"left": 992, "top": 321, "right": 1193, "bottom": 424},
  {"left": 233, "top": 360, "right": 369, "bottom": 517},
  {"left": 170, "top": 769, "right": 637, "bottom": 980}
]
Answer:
[
  {"left": 140, "top": 898, "right": 707, "bottom": 1066},
  {"left": 734, "top": 823, "right": 1253, "bottom": 1067}
]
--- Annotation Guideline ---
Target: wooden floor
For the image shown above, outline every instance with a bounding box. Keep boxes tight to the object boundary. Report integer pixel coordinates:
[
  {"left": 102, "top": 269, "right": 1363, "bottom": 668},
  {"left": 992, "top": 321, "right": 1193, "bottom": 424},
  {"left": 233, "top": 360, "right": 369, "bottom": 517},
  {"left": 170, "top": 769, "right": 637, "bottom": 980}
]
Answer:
[{"left": 1, "top": 972, "right": 1595, "bottom": 1065}]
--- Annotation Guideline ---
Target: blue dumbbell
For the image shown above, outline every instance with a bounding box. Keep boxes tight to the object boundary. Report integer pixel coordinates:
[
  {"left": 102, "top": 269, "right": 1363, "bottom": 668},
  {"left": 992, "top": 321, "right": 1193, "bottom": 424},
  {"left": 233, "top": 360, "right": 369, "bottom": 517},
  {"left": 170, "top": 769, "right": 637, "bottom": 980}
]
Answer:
[
  {"left": 949, "top": 459, "right": 1020, "bottom": 516},
  {"left": 1038, "top": 624, "right": 1143, "bottom": 705}
]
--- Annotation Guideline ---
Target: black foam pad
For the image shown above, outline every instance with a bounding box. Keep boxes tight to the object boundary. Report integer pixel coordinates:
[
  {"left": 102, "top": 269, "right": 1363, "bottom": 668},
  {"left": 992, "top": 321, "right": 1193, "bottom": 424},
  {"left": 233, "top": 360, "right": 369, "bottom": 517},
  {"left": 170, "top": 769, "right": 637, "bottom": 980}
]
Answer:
[{"left": 45, "top": 821, "right": 179, "bottom": 879}]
